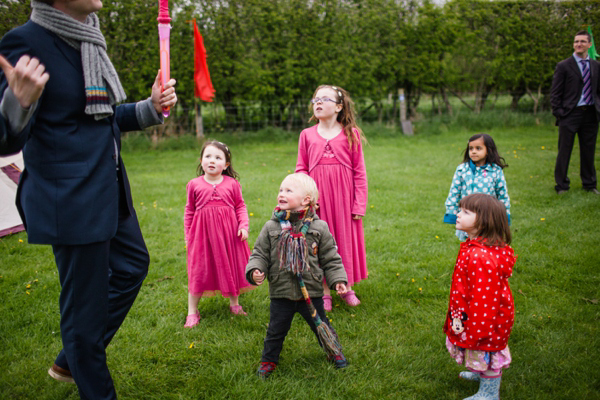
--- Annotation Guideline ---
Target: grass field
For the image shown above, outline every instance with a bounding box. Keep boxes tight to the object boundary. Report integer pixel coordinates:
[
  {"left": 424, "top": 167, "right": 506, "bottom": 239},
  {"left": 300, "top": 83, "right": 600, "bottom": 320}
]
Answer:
[{"left": 1, "top": 114, "right": 599, "bottom": 399}]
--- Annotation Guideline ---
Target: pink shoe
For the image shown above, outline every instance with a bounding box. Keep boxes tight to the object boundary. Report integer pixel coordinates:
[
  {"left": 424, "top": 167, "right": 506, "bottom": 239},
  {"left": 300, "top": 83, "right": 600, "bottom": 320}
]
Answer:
[
  {"left": 230, "top": 305, "right": 247, "bottom": 315},
  {"left": 340, "top": 290, "right": 361, "bottom": 306},
  {"left": 184, "top": 312, "right": 201, "bottom": 328},
  {"left": 323, "top": 295, "right": 333, "bottom": 311}
]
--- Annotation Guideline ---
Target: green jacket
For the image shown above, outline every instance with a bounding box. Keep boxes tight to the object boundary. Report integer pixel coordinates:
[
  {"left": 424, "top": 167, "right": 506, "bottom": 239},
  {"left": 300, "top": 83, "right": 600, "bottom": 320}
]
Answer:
[{"left": 245, "top": 213, "right": 348, "bottom": 300}]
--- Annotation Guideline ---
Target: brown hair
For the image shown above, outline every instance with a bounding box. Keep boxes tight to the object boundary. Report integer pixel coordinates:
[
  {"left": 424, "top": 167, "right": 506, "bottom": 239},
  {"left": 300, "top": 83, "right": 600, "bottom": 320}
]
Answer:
[
  {"left": 575, "top": 30, "right": 592, "bottom": 42},
  {"left": 308, "top": 85, "right": 367, "bottom": 150},
  {"left": 196, "top": 140, "right": 240, "bottom": 180},
  {"left": 459, "top": 193, "right": 511, "bottom": 246}
]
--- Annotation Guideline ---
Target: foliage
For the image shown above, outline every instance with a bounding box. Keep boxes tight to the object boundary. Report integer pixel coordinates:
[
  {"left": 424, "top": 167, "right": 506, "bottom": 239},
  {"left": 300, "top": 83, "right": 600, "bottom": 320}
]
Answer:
[
  {"left": 1, "top": 123, "right": 600, "bottom": 399},
  {"left": 2, "top": 0, "right": 600, "bottom": 124}
]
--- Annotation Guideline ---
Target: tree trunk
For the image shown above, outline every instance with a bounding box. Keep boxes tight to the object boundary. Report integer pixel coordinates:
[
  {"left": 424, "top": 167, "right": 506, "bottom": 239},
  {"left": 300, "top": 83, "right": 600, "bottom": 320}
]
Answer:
[{"left": 440, "top": 87, "right": 453, "bottom": 116}]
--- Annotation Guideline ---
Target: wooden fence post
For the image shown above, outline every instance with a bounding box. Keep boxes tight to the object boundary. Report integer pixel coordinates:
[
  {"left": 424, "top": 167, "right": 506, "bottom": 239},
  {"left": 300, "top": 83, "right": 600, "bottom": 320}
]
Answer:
[
  {"left": 398, "top": 88, "right": 413, "bottom": 135},
  {"left": 195, "top": 101, "right": 204, "bottom": 138}
]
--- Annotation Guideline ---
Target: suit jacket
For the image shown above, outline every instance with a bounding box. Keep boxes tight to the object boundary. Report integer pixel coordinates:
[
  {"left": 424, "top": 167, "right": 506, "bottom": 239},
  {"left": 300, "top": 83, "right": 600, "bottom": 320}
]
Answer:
[
  {"left": 0, "top": 21, "right": 145, "bottom": 245},
  {"left": 550, "top": 55, "right": 600, "bottom": 124}
]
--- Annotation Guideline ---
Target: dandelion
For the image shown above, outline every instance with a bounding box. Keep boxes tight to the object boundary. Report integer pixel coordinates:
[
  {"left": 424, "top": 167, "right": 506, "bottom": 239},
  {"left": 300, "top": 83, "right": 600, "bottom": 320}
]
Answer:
[
  {"left": 26, "top": 284, "right": 31, "bottom": 289},
  {"left": 513, "top": 150, "right": 517, "bottom": 154},
  {"left": 396, "top": 273, "right": 399, "bottom": 277},
  {"left": 370, "top": 205, "right": 374, "bottom": 209},
  {"left": 141, "top": 202, "right": 144, "bottom": 206},
  {"left": 424, "top": 277, "right": 427, "bottom": 280},
  {"left": 435, "top": 235, "right": 439, "bottom": 239},
  {"left": 19, "top": 239, "right": 23, "bottom": 243},
  {"left": 250, "top": 212, "right": 254, "bottom": 217},
  {"left": 540, "top": 218, "right": 545, "bottom": 221},
  {"left": 530, "top": 176, "right": 533, "bottom": 178},
  {"left": 418, "top": 288, "right": 422, "bottom": 292},
  {"left": 26, "top": 291, "right": 30, "bottom": 295},
  {"left": 411, "top": 278, "right": 415, "bottom": 283},
  {"left": 541, "top": 146, "right": 545, "bottom": 150},
  {"left": 257, "top": 198, "right": 261, "bottom": 201},
  {"left": 287, "top": 170, "right": 291, "bottom": 173},
  {"left": 189, "top": 342, "right": 194, "bottom": 349}
]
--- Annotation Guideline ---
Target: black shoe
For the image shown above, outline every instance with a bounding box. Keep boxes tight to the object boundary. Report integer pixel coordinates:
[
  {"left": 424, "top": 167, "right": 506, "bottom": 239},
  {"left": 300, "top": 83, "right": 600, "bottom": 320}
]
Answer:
[{"left": 584, "top": 188, "right": 600, "bottom": 195}]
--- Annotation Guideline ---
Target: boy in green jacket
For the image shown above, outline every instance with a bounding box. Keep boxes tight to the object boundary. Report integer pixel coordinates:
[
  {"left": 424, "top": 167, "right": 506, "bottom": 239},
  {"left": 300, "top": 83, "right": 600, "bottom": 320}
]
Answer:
[{"left": 246, "top": 173, "right": 348, "bottom": 379}]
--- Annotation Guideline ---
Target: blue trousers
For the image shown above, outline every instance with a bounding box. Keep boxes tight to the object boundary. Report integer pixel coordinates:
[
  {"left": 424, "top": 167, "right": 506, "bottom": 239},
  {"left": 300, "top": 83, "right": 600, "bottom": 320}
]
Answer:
[{"left": 52, "top": 206, "right": 148, "bottom": 400}]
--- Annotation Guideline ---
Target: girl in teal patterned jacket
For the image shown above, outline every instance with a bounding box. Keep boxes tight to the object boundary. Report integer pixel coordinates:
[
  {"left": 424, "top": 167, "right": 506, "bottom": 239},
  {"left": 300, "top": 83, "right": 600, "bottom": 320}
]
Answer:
[{"left": 444, "top": 134, "right": 511, "bottom": 240}]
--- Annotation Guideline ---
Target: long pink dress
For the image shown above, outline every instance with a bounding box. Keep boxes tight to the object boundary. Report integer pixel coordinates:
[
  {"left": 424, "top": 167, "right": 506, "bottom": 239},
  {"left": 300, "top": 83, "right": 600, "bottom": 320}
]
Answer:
[
  {"left": 184, "top": 175, "right": 253, "bottom": 297},
  {"left": 296, "top": 124, "right": 368, "bottom": 285}
]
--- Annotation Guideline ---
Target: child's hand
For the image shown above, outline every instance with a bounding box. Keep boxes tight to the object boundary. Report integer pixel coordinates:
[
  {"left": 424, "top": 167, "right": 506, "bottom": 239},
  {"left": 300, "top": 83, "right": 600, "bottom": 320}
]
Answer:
[
  {"left": 352, "top": 214, "right": 363, "bottom": 220},
  {"left": 252, "top": 269, "right": 265, "bottom": 285},
  {"left": 335, "top": 283, "right": 347, "bottom": 295},
  {"left": 238, "top": 229, "right": 248, "bottom": 241}
]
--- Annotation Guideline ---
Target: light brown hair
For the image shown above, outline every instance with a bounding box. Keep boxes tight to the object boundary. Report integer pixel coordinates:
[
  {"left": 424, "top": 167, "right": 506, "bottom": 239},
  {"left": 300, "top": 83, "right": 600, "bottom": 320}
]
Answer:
[
  {"left": 308, "top": 85, "right": 367, "bottom": 150},
  {"left": 459, "top": 193, "right": 511, "bottom": 246}
]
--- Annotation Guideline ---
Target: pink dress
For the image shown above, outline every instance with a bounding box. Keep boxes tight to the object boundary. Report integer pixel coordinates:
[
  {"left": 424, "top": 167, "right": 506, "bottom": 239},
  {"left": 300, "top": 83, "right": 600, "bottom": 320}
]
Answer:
[
  {"left": 296, "top": 124, "right": 368, "bottom": 285},
  {"left": 184, "top": 175, "right": 253, "bottom": 297}
]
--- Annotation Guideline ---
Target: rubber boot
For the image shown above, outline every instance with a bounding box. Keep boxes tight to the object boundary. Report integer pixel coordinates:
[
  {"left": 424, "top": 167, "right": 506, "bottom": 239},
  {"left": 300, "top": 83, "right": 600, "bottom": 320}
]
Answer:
[{"left": 463, "top": 374, "right": 501, "bottom": 400}]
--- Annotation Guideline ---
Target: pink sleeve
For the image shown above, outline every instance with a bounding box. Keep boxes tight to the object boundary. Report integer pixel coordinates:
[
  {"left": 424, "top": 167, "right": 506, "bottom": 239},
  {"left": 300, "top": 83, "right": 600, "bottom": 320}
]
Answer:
[
  {"left": 295, "top": 131, "right": 309, "bottom": 174},
  {"left": 351, "top": 137, "right": 368, "bottom": 216},
  {"left": 184, "top": 180, "right": 196, "bottom": 241},
  {"left": 233, "top": 180, "right": 250, "bottom": 231}
]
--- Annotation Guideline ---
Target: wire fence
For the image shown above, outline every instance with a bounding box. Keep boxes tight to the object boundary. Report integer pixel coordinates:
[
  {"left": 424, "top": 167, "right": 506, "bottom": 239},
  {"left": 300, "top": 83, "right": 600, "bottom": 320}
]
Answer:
[{"left": 151, "top": 91, "right": 552, "bottom": 137}]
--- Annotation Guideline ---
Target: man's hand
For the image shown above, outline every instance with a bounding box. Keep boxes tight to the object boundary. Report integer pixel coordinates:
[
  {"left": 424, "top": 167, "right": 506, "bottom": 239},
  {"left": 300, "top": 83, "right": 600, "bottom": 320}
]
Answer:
[
  {"left": 0, "top": 54, "right": 49, "bottom": 109},
  {"left": 151, "top": 69, "right": 177, "bottom": 115},
  {"left": 252, "top": 269, "right": 265, "bottom": 285}
]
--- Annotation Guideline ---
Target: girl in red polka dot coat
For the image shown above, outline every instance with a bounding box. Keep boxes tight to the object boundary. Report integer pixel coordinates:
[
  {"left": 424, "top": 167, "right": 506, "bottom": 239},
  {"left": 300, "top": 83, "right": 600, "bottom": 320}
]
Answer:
[{"left": 443, "top": 193, "right": 517, "bottom": 400}]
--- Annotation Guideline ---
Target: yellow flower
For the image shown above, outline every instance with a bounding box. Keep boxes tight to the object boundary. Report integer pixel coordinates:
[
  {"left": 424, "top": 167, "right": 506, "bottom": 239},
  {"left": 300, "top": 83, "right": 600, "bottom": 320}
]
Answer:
[
  {"left": 141, "top": 202, "right": 144, "bottom": 206},
  {"left": 189, "top": 342, "right": 194, "bottom": 349},
  {"left": 396, "top": 273, "right": 399, "bottom": 277},
  {"left": 258, "top": 198, "right": 261, "bottom": 201},
  {"left": 370, "top": 205, "right": 374, "bottom": 209},
  {"left": 19, "top": 239, "right": 23, "bottom": 243},
  {"left": 411, "top": 278, "right": 415, "bottom": 283},
  {"left": 540, "top": 218, "right": 545, "bottom": 221},
  {"left": 435, "top": 235, "right": 439, "bottom": 239},
  {"left": 513, "top": 150, "right": 517, "bottom": 154},
  {"left": 26, "top": 291, "right": 30, "bottom": 295},
  {"left": 287, "top": 170, "right": 291, "bottom": 173},
  {"left": 541, "top": 146, "right": 545, "bottom": 150},
  {"left": 249, "top": 212, "right": 254, "bottom": 217},
  {"left": 424, "top": 277, "right": 427, "bottom": 280},
  {"left": 26, "top": 284, "right": 31, "bottom": 289},
  {"left": 418, "top": 288, "right": 422, "bottom": 291}
]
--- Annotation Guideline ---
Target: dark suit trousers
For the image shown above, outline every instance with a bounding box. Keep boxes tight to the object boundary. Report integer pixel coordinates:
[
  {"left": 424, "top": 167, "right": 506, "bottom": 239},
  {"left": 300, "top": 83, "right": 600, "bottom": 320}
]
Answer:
[
  {"left": 261, "top": 297, "right": 339, "bottom": 364},
  {"left": 555, "top": 107, "right": 598, "bottom": 191},
  {"left": 51, "top": 191, "right": 149, "bottom": 400}
]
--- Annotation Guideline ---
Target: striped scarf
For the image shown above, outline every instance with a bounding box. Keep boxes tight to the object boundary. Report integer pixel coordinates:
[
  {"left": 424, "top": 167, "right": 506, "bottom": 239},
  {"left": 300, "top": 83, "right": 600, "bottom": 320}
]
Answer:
[
  {"left": 30, "top": 0, "right": 126, "bottom": 120},
  {"left": 275, "top": 206, "right": 314, "bottom": 274}
]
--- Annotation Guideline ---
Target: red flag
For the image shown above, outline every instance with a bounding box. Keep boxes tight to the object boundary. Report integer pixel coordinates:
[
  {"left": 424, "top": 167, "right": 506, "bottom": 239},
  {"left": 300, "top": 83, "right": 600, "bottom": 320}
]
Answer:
[{"left": 193, "top": 19, "right": 215, "bottom": 102}]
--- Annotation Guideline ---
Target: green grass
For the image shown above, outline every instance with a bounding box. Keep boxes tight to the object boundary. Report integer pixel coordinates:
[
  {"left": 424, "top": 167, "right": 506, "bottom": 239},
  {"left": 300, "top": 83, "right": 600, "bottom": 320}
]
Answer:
[{"left": 1, "top": 117, "right": 599, "bottom": 399}]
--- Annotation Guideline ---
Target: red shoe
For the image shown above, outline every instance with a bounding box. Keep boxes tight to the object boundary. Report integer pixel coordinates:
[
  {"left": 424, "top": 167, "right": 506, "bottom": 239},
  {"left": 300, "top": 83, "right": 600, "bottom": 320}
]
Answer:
[
  {"left": 184, "top": 312, "right": 201, "bottom": 328},
  {"left": 323, "top": 295, "right": 333, "bottom": 311},
  {"left": 230, "top": 305, "right": 247, "bottom": 315},
  {"left": 257, "top": 362, "right": 277, "bottom": 379},
  {"left": 48, "top": 363, "right": 75, "bottom": 384},
  {"left": 340, "top": 290, "right": 361, "bottom": 306}
]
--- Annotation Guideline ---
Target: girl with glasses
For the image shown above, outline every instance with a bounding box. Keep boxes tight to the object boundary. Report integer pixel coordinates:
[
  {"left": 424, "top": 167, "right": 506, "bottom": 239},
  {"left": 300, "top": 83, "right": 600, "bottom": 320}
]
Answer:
[{"left": 295, "top": 85, "right": 368, "bottom": 311}]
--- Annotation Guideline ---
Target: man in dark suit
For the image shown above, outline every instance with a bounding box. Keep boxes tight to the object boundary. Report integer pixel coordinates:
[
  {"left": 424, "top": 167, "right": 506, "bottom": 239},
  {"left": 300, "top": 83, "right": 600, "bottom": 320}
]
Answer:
[
  {"left": 550, "top": 30, "right": 600, "bottom": 195},
  {"left": 0, "top": 0, "right": 177, "bottom": 398}
]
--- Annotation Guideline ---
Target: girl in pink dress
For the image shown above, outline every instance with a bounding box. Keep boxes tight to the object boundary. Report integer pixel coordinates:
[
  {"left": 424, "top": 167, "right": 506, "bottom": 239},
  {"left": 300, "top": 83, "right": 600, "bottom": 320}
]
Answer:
[
  {"left": 296, "top": 85, "right": 368, "bottom": 311},
  {"left": 183, "top": 141, "right": 253, "bottom": 327}
]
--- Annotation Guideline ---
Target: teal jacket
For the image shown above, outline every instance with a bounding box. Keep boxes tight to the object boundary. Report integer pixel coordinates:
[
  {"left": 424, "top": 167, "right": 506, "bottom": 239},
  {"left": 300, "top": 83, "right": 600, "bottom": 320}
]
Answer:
[
  {"left": 444, "top": 161, "right": 511, "bottom": 224},
  {"left": 246, "top": 213, "right": 348, "bottom": 300}
]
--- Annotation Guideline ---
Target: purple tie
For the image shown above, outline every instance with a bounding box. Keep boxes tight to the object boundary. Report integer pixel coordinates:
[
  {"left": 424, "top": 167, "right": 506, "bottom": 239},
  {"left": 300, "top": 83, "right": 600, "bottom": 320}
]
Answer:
[{"left": 581, "top": 60, "right": 592, "bottom": 105}]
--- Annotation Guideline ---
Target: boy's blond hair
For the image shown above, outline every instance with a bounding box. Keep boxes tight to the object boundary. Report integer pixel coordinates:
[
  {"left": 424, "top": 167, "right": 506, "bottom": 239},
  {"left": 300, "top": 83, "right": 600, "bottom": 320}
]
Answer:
[{"left": 283, "top": 173, "right": 319, "bottom": 207}]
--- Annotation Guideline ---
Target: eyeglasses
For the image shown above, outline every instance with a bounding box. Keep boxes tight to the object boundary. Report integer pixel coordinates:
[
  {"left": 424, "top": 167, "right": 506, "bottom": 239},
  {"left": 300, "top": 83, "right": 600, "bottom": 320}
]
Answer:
[{"left": 311, "top": 97, "right": 337, "bottom": 104}]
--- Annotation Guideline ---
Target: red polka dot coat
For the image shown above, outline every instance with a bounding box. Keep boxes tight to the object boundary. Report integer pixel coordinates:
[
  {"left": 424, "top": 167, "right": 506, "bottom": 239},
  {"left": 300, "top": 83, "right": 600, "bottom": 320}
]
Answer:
[{"left": 444, "top": 239, "right": 517, "bottom": 352}]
